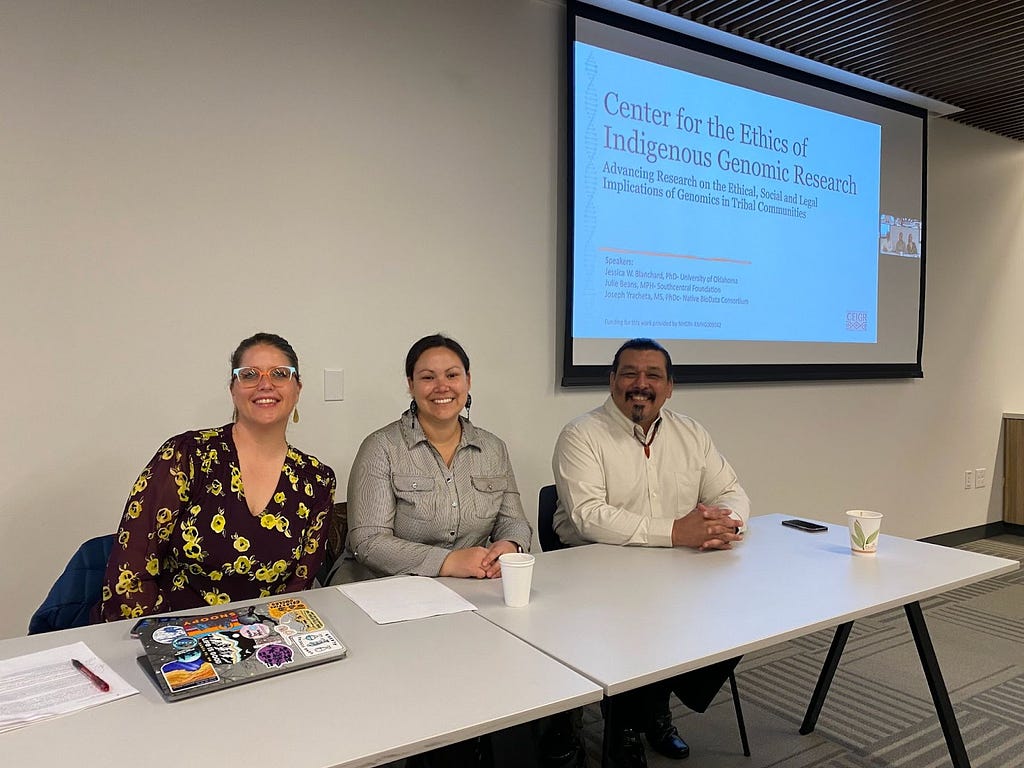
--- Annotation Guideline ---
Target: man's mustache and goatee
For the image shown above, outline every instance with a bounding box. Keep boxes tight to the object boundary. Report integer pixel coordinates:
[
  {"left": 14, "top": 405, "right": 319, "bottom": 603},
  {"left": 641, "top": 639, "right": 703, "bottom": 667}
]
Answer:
[{"left": 627, "top": 389, "right": 654, "bottom": 423}]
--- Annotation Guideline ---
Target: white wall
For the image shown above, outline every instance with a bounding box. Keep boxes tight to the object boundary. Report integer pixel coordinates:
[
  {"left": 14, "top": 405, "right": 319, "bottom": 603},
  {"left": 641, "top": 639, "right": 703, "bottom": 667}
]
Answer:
[{"left": 2, "top": 0, "right": 1023, "bottom": 640}]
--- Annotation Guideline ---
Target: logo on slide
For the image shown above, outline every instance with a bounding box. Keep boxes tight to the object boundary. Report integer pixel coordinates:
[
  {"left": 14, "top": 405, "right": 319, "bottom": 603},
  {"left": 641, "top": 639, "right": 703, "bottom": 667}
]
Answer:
[{"left": 845, "top": 312, "right": 868, "bottom": 331}]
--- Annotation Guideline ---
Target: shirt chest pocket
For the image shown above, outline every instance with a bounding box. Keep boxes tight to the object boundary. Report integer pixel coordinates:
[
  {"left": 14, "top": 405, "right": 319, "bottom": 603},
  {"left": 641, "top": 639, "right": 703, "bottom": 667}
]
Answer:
[
  {"left": 469, "top": 475, "right": 508, "bottom": 519},
  {"left": 675, "top": 467, "right": 704, "bottom": 513},
  {"left": 392, "top": 474, "right": 436, "bottom": 521}
]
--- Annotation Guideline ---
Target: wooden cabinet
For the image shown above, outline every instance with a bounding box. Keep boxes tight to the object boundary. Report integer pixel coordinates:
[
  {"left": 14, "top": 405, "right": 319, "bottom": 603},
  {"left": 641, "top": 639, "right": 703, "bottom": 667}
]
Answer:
[{"left": 1005, "top": 414, "right": 1024, "bottom": 524}]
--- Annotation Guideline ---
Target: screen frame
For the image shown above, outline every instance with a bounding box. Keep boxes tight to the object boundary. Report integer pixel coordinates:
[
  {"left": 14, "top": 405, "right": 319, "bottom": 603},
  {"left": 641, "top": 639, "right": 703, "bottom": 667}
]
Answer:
[{"left": 563, "top": 0, "right": 927, "bottom": 387}]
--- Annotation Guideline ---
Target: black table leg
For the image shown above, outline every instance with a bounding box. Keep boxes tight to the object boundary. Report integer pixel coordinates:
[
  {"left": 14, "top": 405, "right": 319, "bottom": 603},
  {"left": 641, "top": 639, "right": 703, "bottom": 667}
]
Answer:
[
  {"left": 729, "top": 671, "right": 751, "bottom": 756},
  {"left": 800, "top": 621, "right": 853, "bottom": 734},
  {"left": 600, "top": 695, "right": 613, "bottom": 768},
  {"left": 904, "top": 601, "right": 971, "bottom": 768}
]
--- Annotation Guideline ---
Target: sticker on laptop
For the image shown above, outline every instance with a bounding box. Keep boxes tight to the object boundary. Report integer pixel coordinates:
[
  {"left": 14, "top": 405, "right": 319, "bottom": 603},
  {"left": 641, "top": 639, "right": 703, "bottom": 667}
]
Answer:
[
  {"left": 294, "top": 630, "right": 345, "bottom": 658},
  {"left": 152, "top": 625, "right": 187, "bottom": 644},
  {"left": 265, "top": 597, "right": 308, "bottom": 619},
  {"left": 161, "top": 652, "right": 220, "bottom": 692},
  {"left": 256, "top": 643, "right": 294, "bottom": 668},
  {"left": 291, "top": 608, "right": 325, "bottom": 632},
  {"left": 196, "top": 631, "right": 256, "bottom": 665}
]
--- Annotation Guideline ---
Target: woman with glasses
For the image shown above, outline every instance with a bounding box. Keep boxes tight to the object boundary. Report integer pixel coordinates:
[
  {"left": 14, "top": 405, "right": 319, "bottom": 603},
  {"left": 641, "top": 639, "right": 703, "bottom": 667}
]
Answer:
[
  {"left": 97, "top": 332, "right": 336, "bottom": 622},
  {"left": 331, "top": 333, "right": 530, "bottom": 584}
]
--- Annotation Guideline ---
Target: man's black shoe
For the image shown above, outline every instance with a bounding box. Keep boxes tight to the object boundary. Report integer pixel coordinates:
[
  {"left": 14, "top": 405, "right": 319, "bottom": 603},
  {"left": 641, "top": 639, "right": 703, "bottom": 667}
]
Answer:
[
  {"left": 644, "top": 716, "right": 690, "bottom": 760},
  {"left": 609, "top": 727, "right": 648, "bottom": 768}
]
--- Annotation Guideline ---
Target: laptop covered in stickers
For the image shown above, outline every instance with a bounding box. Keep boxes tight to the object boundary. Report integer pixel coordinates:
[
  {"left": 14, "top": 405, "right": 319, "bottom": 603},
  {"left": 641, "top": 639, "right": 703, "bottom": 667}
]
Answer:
[{"left": 134, "top": 595, "right": 348, "bottom": 702}]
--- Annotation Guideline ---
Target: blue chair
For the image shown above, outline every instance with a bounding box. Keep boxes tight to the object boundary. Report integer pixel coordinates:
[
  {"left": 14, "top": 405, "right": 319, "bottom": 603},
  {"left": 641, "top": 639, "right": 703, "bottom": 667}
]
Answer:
[{"left": 29, "top": 534, "right": 115, "bottom": 634}]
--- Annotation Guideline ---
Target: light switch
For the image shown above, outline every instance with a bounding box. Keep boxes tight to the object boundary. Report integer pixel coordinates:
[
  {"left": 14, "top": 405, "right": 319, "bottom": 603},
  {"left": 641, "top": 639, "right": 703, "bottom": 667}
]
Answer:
[{"left": 324, "top": 369, "right": 344, "bottom": 401}]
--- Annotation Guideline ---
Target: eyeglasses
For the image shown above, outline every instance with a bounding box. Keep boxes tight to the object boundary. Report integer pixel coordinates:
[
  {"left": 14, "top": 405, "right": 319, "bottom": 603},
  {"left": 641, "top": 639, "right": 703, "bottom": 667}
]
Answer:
[{"left": 232, "top": 366, "right": 297, "bottom": 387}]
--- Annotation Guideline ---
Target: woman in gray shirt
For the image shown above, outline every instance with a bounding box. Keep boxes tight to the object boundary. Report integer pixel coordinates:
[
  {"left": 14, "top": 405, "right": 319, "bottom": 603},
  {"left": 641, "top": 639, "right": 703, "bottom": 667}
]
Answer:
[{"left": 337, "top": 334, "right": 531, "bottom": 582}]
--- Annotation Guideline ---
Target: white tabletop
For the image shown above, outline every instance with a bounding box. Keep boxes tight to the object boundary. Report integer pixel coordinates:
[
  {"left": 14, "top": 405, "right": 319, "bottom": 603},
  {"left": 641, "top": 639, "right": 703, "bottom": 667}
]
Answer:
[
  {"left": 443, "top": 514, "right": 1018, "bottom": 695},
  {"left": 1, "top": 587, "right": 601, "bottom": 768}
]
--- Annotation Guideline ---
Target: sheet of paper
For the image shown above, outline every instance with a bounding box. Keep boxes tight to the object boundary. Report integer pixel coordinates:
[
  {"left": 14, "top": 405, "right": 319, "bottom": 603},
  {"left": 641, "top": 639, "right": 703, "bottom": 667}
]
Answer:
[
  {"left": 338, "top": 576, "right": 477, "bottom": 624},
  {"left": 0, "top": 640, "right": 137, "bottom": 733}
]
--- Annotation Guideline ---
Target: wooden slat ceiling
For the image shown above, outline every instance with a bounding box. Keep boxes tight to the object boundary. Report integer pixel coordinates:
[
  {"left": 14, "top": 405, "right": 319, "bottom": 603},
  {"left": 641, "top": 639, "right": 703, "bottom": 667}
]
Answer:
[{"left": 631, "top": 0, "right": 1024, "bottom": 141}]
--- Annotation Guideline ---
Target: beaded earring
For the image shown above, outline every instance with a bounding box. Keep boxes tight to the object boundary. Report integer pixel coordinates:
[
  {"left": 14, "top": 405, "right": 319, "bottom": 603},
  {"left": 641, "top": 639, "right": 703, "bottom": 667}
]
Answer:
[{"left": 465, "top": 393, "right": 472, "bottom": 416}]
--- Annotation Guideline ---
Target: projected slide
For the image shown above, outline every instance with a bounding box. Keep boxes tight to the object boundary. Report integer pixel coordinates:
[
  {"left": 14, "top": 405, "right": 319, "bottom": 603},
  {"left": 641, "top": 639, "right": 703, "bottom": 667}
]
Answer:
[{"left": 573, "top": 42, "right": 882, "bottom": 343}]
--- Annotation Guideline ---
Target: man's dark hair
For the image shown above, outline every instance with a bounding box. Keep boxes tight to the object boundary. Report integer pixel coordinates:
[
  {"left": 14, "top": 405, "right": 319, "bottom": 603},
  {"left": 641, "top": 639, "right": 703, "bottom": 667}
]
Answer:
[
  {"left": 405, "top": 333, "right": 471, "bottom": 379},
  {"left": 611, "top": 338, "right": 673, "bottom": 374},
  {"left": 230, "top": 332, "right": 300, "bottom": 382}
]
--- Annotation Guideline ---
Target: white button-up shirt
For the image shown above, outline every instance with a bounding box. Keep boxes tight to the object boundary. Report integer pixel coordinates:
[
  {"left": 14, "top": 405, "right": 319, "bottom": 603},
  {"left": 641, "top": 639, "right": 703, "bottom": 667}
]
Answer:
[{"left": 553, "top": 397, "right": 749, "bottom": 547}]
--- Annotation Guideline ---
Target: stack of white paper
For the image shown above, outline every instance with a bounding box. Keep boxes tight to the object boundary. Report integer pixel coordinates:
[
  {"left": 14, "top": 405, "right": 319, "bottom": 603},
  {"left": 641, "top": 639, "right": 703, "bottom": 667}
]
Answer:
[
  {"left": 338, "top": 576, "right": 477, "bottom": 624},
  {"left": 0, "top": 641, "right": 137, "bottom": 733}
]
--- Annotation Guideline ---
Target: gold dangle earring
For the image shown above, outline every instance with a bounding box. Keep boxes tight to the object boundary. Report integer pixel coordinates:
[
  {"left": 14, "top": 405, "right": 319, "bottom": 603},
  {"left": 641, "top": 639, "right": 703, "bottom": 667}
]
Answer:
[
  {"left": 232, "top": 407, "right": 238, "bottom": 422},
  {"left": 292, "top": 407, "right": 300, "bottom": 424}
]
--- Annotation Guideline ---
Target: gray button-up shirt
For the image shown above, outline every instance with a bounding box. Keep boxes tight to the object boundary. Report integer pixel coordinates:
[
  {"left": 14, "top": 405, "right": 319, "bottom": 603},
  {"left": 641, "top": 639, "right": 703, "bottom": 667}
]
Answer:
[{"left": 346, "top": 412, "right": 532, "bottom": 577}]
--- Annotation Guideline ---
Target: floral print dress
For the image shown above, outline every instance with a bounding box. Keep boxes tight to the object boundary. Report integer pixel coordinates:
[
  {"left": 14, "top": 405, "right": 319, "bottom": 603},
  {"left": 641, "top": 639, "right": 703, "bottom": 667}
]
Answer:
[{"left": 99, "top": 425, "right": 336, "bottom": 621}]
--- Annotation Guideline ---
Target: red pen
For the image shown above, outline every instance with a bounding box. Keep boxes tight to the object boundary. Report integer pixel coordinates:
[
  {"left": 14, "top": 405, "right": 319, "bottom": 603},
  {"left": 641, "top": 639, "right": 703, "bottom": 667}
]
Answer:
[{"left": 71, "top": 658, "right": 110, "bottom": 692}]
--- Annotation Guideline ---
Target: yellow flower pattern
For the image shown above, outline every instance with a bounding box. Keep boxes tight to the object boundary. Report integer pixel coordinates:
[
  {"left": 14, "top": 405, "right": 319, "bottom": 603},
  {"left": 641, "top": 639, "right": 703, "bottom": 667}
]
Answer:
[
  {"left": 259, "top": 511, "right": 292, "bottom": 537},
  {"left": 172, "top": 468, "right": 190, "bottom": 503},
  {"left": 199, "top": 447, "right": 219, "bottom": 475},
  {"left": 120, "top": 603, "right": 145, "bottom": 619},
  {"left": 132, "top": 469, "right": 151, "bottom": 495},
  {"left": 98, "top": 425, "right": 335, "bottom": 623},
  {"left": 204, "top": 588, "right": 231, "bottom": 605}
]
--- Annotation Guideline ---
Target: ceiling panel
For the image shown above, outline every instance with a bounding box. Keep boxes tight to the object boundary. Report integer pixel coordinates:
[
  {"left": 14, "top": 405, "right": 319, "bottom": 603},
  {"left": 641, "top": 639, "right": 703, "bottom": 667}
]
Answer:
[{"left": 629, "top": 0, "right": 1024, "bottom": 141}]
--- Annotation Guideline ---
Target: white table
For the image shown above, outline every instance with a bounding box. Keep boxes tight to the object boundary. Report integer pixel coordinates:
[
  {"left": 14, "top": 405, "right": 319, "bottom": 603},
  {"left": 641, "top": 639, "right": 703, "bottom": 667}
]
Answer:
[
  {"left": 443, "top": 514, "right": 1019, "bottom": 767},
  {"left": 1, "top": 586, "right": 602, "bottom": 768}
]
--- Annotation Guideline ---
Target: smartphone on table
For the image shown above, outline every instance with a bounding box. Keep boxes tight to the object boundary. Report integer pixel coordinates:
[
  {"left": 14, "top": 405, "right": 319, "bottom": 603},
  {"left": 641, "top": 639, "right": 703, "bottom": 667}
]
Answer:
[{"left": 781, "top": 519, "right": 828, "bottom": 533}]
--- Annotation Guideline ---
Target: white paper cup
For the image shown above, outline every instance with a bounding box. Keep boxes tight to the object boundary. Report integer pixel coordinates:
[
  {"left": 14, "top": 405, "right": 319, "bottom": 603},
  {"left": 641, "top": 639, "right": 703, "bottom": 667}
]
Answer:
[
  {"left": 846, "top": 510, "right": 883, "bottom": 555},
  {"left": 498, "top": 552, "right": 535, "bottom": 607}
]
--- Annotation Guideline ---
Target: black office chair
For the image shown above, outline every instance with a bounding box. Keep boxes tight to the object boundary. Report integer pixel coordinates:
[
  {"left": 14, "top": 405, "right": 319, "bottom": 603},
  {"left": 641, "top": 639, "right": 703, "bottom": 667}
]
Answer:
[
  {"left": 537, "top": 484, "right": 751, "bottom": 757},
  {"left": 29, "top": 533, "right": 115, "bottom": 634},
  {"left": 537, "top": 484, "right": 567, "bottom": 552}
]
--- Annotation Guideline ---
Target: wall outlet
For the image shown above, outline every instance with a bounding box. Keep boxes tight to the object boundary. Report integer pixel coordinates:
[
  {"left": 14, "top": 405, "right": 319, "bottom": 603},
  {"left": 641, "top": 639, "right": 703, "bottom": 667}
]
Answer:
[
  {"left": 964, "top": 469, "right": 974, "bottom": 490},
  {"left": 975, "top": 468, "right": 987, "bottom": 489}
]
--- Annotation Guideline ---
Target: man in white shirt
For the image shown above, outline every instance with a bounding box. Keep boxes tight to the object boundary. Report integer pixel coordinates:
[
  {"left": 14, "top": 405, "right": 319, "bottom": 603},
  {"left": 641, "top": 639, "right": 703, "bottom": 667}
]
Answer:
[{"left": 551, "top": 338, "right": 749, "bottom": 767}]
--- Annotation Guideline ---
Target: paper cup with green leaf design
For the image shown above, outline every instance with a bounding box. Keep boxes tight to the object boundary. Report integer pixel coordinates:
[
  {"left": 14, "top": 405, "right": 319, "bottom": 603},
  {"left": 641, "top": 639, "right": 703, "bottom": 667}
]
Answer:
[{"left": 846, "top": 510, "right": 883, "bottom": 555}]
